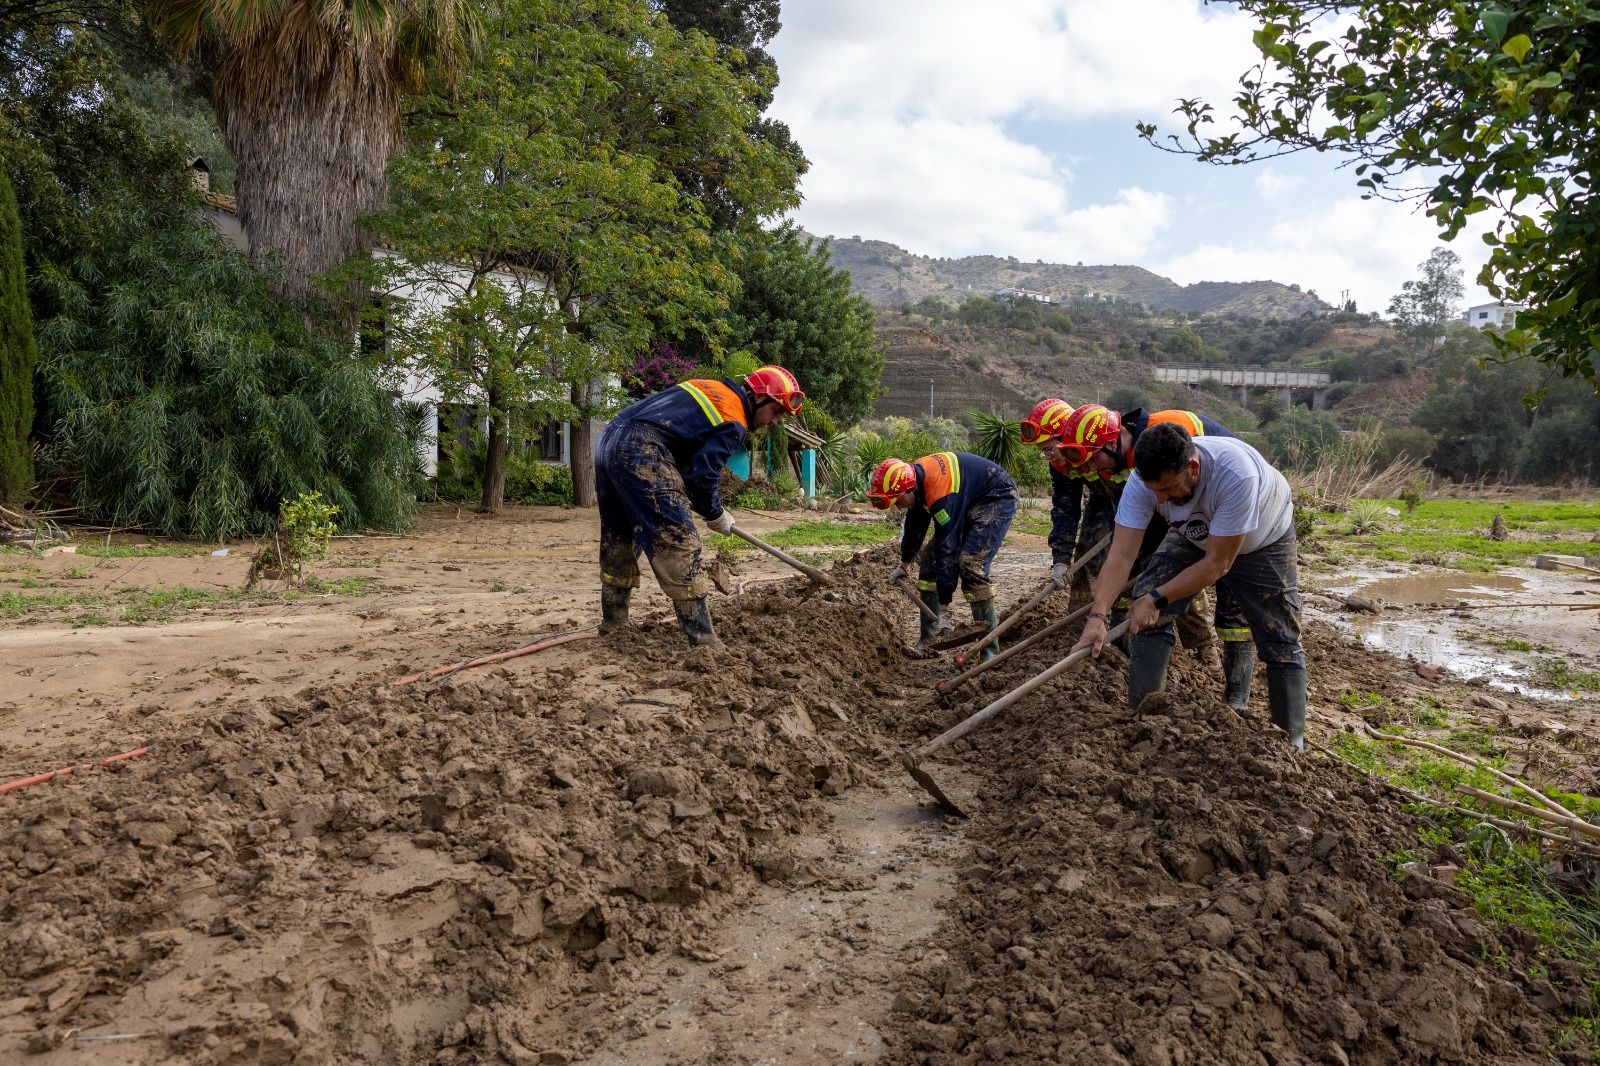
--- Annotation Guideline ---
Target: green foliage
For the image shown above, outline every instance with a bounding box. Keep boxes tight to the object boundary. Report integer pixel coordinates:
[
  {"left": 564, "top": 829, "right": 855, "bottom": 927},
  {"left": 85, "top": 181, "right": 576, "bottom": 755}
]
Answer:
[
  {"left": 0, "top": 172, "right": 34, "bottom": 506},
  {"left": 1400, "top": 480, "right": 1425, "bottom": 514},
  {"left": 1345, "top": 499, "right": 1392, "bottom": 535},
  {"left": 1262, "top": 406, "right": 1343, "bottom": 468},
  {"left": 965, "top": 411, "right": 1024, "bottom": 472},
  {"left": 1142, "top": 1, "right": 1600, "bottom": 383},
  {"left": 358, "top": 0, "right": 801, "bottom": 510},
  {"left": 1415, "top": 331, "right": 1600, "bottom": 483},
  {"left": 432, "top": 421, "right": 574, "bottom": 506},
  {"left": 279, "top": 491, "right": 339, "bottom": 575},
  {"left": 1104, "top": 384, "right": 1153, "bottom": 414},
  {"left": 1162, "top": 326, "right": 1212, "bottom": 362},
  {"left": 1387, "top": 249, "right": 1465, "bottom": 356},
  {"left": 1372, "top": 426, "right": 1436, "bottom": 469},
  {"left": 694, "top": 225, "right": 884, "bottom": 427}
]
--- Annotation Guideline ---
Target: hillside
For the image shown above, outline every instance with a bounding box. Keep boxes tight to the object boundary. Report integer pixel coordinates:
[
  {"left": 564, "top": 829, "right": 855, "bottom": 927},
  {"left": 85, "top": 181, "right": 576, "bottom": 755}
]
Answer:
[{"left": 819, "top": 234, "right": 1331, "bottom": 318}]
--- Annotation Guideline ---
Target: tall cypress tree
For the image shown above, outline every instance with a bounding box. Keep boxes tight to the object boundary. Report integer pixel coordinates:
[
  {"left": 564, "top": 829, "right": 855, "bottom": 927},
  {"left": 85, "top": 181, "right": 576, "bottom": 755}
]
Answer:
[{"left": 0, "top": 172, "right": 36, "bottom": 506}]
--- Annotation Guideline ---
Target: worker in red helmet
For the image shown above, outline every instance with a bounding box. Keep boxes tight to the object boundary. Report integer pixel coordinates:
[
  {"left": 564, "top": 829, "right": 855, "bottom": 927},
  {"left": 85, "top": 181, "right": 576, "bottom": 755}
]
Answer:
[
  {"left": 1048, "top": 403, "right": 1244, "bottom": 693},
  {"left": 596, "top": 365, "right": 804, "bottom": 648},
  {"left": 869, "top": 451, "right": 1018, "bottom": 659}
]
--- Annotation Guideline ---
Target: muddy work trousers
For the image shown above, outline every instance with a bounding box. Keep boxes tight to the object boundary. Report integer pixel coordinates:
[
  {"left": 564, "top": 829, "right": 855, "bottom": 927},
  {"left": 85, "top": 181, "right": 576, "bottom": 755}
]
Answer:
[
  {"left": 1069, "top": 486, "right": 1216, "bottom": 652},
  {"left": 1130, "top": 527, "right": 1304, "bottom": 670},
  {"left": 595, "top": 424, "right": 709, "bottom": 603},
  {"left": 916, "top": 492, "right": 1017, "bottom": 606}
]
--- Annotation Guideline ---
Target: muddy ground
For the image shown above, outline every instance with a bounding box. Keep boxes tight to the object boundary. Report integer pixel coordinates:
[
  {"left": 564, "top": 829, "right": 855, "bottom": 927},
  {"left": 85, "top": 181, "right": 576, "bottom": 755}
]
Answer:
[{"left": 3, "top": 506, "right": 1599, "bottom": 1064}]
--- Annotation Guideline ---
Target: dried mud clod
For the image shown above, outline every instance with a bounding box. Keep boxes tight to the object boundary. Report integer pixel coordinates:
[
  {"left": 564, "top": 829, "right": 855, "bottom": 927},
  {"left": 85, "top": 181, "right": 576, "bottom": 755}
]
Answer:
[{"left": 0, "top": 547, "right": 914, "bottom": 1063}]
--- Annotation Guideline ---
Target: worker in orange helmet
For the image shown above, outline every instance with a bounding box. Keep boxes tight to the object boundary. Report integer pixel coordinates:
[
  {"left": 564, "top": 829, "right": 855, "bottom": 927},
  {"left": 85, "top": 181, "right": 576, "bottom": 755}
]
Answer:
[
  {"left": 596, "top": 365, "right": 803, "bottom": 648},
  {"left": 869, "top": 451, "right": 1018, "bottom": 660},
  {"left": 1022, "top": 396, "right": 1090, "bottom": 591}
]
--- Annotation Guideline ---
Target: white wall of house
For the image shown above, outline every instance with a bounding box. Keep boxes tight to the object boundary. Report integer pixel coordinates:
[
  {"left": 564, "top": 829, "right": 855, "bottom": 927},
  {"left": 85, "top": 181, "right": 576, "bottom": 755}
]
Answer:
[{"left": 1463, "top": 301, "right": 1520, "bottom": 328}]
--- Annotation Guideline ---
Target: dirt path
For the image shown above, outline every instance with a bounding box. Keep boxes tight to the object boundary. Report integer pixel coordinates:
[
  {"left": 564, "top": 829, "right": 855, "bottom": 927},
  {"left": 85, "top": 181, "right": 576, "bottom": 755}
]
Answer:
[{"left": 534, "top": 777, "right": 964, "bottom": 1065}]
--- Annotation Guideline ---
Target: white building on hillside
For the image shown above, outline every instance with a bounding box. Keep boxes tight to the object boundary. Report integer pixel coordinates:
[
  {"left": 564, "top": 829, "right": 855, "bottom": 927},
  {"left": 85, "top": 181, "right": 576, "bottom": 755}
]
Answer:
[{"left": 1463, "top": 301, "right": 1521, "bottom": 328}]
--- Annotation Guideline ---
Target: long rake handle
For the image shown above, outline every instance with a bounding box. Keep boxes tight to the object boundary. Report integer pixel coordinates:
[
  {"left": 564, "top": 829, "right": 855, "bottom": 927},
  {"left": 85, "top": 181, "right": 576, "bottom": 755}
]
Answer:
[
  {"left": 894, "top": 574, "right": 941, "bottom": 624},
  {"left": 729, "top": 526, "right": 831, "bottom": 585},
  {"left": 939, "top": 578, "right": 1132, "bottom": 693},
  {"left": 952, "top": 532, "right": 1112, "bottom": 663},
  {"left": 915, "top": 619, "right": 1130, "bottom": 758}
]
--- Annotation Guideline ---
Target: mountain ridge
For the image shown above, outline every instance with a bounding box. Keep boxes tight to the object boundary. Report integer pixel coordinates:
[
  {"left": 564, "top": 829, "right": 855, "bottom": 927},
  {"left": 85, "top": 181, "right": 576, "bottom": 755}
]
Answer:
[{"left": 813, "top": 233, "right": 1330, "bottom": 319}]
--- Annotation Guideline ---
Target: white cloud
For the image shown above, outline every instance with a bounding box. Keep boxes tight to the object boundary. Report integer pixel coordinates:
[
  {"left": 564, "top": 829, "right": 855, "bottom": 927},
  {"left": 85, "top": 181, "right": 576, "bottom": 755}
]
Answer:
[
  {"left": 1253, "top": 170, "right": 1305, "bottom": 202},
  {"left": 1153, "top": 196, "right": 1495, "bottom": 314}
]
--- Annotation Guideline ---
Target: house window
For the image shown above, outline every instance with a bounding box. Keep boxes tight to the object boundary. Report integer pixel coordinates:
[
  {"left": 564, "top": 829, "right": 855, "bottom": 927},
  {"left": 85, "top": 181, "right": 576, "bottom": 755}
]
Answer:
[
  {"left": 1478, "top": 311, "right": 1489, "bottom": 320},
  {"left": 535, "top": 422, "right": 564, "bottom": 462}
]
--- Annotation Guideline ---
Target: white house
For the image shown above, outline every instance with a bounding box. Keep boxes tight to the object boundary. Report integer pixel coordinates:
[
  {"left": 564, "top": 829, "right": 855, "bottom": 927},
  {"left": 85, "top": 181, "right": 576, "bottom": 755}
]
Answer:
[
  {"left": 993, "top": 287, "right": 1055, "bottom": 306},
  {"left": 1463, "top": 301, "right": 1521, "bottom": 328}
]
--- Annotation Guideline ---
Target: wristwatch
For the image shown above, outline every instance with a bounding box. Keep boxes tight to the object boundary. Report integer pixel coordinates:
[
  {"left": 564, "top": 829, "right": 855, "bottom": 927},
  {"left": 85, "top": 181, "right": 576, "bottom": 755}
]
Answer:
[{"left": 1150, "top": 590, "right": 1170, "bottom": 611}]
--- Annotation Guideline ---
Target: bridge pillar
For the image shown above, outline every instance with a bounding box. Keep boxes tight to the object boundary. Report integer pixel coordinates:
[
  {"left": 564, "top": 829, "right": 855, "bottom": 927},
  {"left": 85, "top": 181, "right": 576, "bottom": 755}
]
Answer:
[
  {"left": 1278, "top": 386, "right": 1293, "bottom": 411},
  {"left": 1234, "top": 385, "right": 1248, "bottom": 405},
  {"left": 1312, "top": 387, "right": 1329, "bottom": 410}
]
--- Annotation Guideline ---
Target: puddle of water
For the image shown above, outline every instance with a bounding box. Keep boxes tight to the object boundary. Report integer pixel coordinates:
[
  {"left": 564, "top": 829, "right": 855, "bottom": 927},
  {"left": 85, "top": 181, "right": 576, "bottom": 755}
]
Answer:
[
  {"left": 1332, "top": 616, "right": 1574, "bottom": 701},
  {"left": 1355, "top": 572, "right": 1527, "bottom": 605}
]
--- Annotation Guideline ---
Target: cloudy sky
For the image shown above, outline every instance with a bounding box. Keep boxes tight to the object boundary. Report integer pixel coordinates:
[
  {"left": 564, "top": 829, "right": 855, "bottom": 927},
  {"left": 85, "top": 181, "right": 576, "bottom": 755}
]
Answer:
[{"left": 767, "top": 0, "right": 1493, "bottom": 312}]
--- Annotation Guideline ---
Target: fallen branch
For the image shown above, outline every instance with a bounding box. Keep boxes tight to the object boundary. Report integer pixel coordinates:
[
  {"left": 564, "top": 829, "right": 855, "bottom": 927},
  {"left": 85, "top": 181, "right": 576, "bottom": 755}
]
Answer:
[
  {"left": 1364, "top": 726, "right": 1579, "bottom": 822},
  {"left": 1455, "top": 785, "right": 1600, "bottom": 842}
]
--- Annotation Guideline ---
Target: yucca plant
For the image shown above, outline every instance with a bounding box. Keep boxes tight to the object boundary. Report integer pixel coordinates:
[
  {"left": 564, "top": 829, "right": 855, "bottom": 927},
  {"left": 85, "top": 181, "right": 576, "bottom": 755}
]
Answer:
[
  {"left": 1346, "top": 498, "right": 1393, "bottom": 535},
  {"left": 967, "top": 410, "right": 1026, "bottom": 474}
]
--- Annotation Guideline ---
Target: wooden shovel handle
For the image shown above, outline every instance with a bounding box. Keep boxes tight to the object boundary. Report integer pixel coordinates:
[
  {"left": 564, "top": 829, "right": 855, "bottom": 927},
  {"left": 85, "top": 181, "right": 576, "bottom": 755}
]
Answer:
[
  {"left": 728, "top": 525, "right": 831, "bottom": 585},
  {"left": 951, "top": 531, "right": 1112, "bottom": 662}
]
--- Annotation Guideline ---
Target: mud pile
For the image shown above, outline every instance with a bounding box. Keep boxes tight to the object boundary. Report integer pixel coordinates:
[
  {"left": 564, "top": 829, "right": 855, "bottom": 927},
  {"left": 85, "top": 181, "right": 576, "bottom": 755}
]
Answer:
[
  {"left": 0, "top": 550, "right": 913, "bottom": 1063},
  {"left": 887, "top": 647, "right": 1581, "bottom": 1064}
]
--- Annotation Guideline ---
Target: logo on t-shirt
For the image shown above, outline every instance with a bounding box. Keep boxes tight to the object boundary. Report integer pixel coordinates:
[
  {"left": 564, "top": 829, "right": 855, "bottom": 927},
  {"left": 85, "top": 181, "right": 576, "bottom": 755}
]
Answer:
[{"left": 1178, "top": 518, "right": 1211, "bottom": 543}]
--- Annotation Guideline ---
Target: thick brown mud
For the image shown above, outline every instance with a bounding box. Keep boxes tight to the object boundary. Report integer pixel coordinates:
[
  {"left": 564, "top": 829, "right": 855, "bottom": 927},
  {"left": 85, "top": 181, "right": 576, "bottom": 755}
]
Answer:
[{"left": 2, "top": 544, "right": 1595, "bottom": 1064}]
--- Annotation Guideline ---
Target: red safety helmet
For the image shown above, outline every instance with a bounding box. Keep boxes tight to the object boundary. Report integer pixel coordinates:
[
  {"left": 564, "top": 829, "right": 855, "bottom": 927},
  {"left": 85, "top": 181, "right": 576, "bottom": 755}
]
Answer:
[
  {"left": 867, "top": 458, "right": 916, "bottom": 510},
  {"left": 746, "top": 365, "right": 805, "bottom": 415},
  {"left": 1056, "top": 404, "right": 1122, "bottom": 468},
  {"left": 1020, "top": 398, "right": 1073, "bottom": 445}
]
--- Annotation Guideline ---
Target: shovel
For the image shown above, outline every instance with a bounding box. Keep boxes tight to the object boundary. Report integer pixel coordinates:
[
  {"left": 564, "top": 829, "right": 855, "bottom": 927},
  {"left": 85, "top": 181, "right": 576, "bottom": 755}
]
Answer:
[
  {"left": 939, "top": 579, "right": 1132, "bottom": 695},
  {"left": 727, "top": 525, "right": 831, "bottom": 585},
  {"left": 950, "top": 532, "right": 1112, "bottom": 664},
  {"left": 892, "top": 572, "right": 941, "bottom": 625},
  {"left": 903, "top": 618, "right": 1131, "bottom": 816}
]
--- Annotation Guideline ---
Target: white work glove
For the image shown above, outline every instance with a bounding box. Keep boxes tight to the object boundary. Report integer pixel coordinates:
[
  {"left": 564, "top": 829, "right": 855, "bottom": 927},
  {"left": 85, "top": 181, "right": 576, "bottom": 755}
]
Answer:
[
  {"left": 889, "top": 561, "right": 912, "bottom": 585},
  {"left": 1051, "top": 562, "right": 1070, "bottom": 589},
  {"left": 933, "top": 609, "right": 955, "bottom": 635},
  {"left": 706, "top": 511, "right": 736, "bottom": 535}
]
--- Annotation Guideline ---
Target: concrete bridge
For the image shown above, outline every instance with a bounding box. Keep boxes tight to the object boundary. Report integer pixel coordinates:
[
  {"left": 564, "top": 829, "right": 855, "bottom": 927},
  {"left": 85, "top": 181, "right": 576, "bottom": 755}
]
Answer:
[{"left": 1153, "top": 365, "right": 1331, "bottom": 409}]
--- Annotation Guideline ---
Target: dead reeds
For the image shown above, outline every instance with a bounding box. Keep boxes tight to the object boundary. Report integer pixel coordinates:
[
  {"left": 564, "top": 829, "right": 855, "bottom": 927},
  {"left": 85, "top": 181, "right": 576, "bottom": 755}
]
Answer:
[{"left": 1284, "top": 427, "right": 1427, "bottom": 512}]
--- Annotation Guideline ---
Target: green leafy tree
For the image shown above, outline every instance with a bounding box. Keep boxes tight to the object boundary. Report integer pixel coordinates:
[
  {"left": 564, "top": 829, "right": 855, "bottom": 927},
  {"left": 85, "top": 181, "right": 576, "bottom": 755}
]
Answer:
[
  {"left": 1263, "top": 406, "right": 1342, "bottom": 468},
  {"left": 1162, "top": 326, "right": 1212, "bottom": 363},
  {"left": 145, "top": 0, "right": 480, "bottom": 308},
  {"left": 358, "top": 0, "right": 799, "bottom": 512},
  {"left": 1140, "top": 1, "right": 1600, "bottom": 384},
  {"left": 690, "top": 225, "right": 884, "bottom": 428},
  {"left": 1387, "top": 249, "right": 1465, "bottom": 359},
  {"left": 0, "top": 173, "right": 34, "bottom": 505}
]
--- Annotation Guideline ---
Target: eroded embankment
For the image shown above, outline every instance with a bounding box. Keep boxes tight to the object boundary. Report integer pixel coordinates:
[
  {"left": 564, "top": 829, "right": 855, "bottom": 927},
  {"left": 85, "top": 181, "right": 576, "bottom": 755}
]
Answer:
[
  {"left": 884, "top": 641, "right": 1585, "bottom": 1064},
  {"left": 0, "top": 551, "right": 913, "bottom": 1064}
]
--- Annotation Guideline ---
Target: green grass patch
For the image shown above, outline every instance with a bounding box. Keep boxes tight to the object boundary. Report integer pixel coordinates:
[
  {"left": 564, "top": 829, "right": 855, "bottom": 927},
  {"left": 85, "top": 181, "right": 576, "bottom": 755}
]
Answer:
[
  {"left": 1533, "top": 658, "right": 1600, "bottom": 693},
  {"left": 0, "top": 577, "right": 382, "bottom": 625},
  {"left": 709, "top": 521, "right": 897, "bottom": 554},
  {"left": 1309, "top": 498, "right": 1600, "bottom": 571},
  {"left": 1009, "top": 513, "right": 1053, "bottom": 539}
]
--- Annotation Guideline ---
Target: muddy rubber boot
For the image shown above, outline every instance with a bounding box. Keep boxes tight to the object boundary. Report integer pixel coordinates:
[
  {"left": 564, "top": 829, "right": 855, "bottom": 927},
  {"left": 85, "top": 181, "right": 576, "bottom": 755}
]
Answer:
[
  {"left": 1221, "top": 641, "right": 1256, "bottom": 710},
  {"left": 673, "top": 596, "right": 725, "bottom": 650},
  {"left": 1127, "top": 633, "right": 1173, "bottom": 710},
  {"left": 1267, "top": 665, "right": 1307, "bottom": 751},
  {"left": 599, "top": 586, "right": 631, "bottom": 634},
  {"left": 915, "top": 591, "right": 943, "bottom": 648},
  {"left": 971, "top": 599, "right": 1000, "bottom": 663}
]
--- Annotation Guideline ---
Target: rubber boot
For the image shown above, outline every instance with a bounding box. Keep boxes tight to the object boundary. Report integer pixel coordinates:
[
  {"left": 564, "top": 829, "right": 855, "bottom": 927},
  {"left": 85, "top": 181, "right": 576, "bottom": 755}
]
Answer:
[
  {"left": 1267, "top": 665, "right": 1307, "bottom": 751},
  {"left": 1127, "top": 633, "right": 1173, "bottom": 710},
  {"left": 673, "top": 596, "right": 724, "bottom": 649},
  {"left": 1221, "top": 641, "right": 1256, "bottom": 710},
  {"left": 971, "top": 599, "right": 1000, "bottom": 663},
  {"left": 599, "top": 586, "right": 631, "bottom": 634},
  {"left": 915, "top": 591, "right": 943, "bottom": 648}
]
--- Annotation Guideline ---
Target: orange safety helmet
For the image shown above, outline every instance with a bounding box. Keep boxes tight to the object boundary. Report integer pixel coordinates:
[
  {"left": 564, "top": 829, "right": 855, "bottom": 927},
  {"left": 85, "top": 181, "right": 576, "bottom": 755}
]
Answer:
[
  {"left": 1057, "top": 404, "right": 1122, "bottom": 467},
  {"left": 867, "top": 458, "right": 916, "bottom": 510},
  {"left": 746, "top": 365, "right": 805, "bottom": 415},
  {"left": 1020, "top": 397, "right": 1074, "bottom": 444}
]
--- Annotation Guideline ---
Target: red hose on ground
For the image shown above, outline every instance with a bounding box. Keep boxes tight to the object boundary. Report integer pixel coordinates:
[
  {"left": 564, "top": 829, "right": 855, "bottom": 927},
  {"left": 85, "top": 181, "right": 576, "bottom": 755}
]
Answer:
[
  {"left": 395, "top": 631, "right": 597, "bottom": 686},
  {"left": 0, "top": 746, "right": 151, "bottom": 795}
]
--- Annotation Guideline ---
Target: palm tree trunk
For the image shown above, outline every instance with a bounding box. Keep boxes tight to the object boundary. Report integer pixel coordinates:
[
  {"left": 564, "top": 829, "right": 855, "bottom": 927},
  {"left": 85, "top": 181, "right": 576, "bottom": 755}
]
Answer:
[{"left": 211, "top": 39, "right": 402, "bottom": 327}]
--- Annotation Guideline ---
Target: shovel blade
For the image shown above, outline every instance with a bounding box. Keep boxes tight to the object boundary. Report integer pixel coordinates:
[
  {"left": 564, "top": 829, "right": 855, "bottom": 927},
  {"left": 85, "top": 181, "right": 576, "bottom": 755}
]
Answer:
[{"left": 900, "top": 753, "right": 968, "bottom": 818}]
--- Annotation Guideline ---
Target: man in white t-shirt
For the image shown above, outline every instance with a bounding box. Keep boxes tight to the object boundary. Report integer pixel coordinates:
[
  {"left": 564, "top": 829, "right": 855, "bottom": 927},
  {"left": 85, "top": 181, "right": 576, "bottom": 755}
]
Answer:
[{"left": 1072, "top": 422, "right": 1306, "bottom": 749}]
